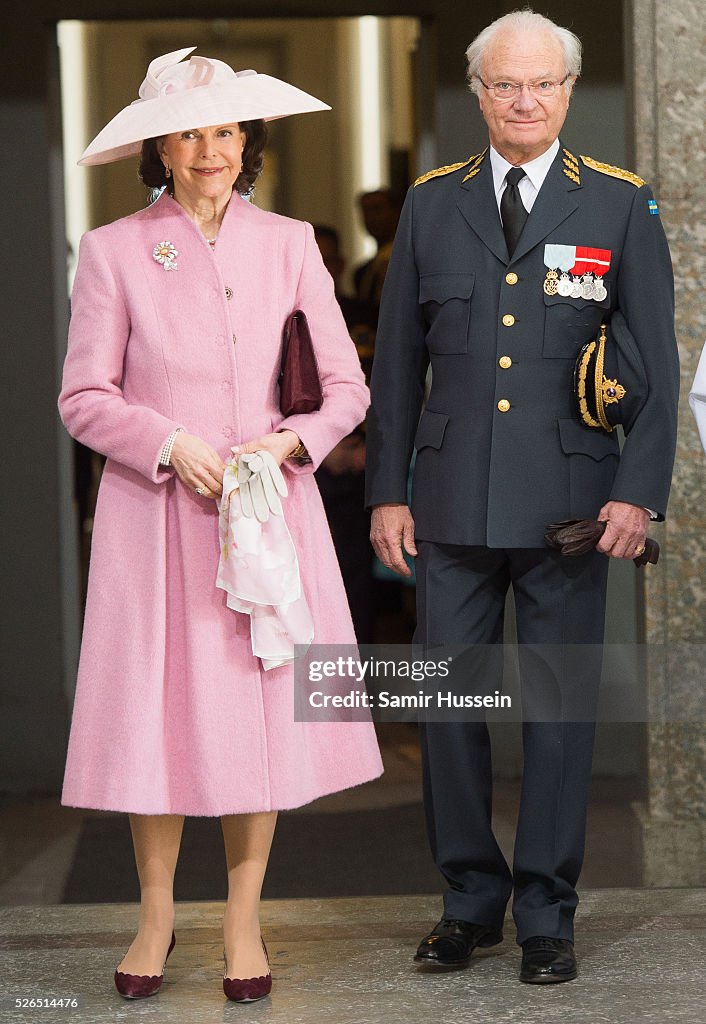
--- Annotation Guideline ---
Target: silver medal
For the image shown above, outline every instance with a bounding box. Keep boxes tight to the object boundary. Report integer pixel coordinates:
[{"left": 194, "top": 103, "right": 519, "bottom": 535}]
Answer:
[
  {"left": 581, "top": 275, "right": 596, "bottom": 300},
  {"left": 593, "top": 280, "right": 607, "bottom": 302},
  {"left": 557, "top": 273, "right": 573, "bottom": 297},
  {"left": 570, "top": 277, "right": 583, "bottom": 299}
]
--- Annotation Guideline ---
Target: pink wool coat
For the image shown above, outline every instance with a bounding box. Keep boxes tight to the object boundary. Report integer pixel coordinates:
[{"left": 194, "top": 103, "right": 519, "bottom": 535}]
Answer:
[{"left": 59, "top": 190, "right": 383, "bottom": 816}]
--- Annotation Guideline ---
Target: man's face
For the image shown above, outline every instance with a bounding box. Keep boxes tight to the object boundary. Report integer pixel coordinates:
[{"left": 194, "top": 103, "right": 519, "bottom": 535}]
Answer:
[
  {"left": 477, "top": 28, "right": 574, "bottom": 163},
  {"left": 360, "top": 193, "right": 400, "bottom": 246}
]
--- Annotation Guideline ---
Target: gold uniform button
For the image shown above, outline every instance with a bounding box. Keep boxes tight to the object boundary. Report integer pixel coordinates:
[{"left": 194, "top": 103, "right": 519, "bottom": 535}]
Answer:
[
  {"left": 499, "top": 356, "right": 512, "bottom": 369},
  {"left": 497, "top": 399, "right": 511, "bottom": 413},
  {"left": 505, "top": 272, "right": 518, "bottom": 285},
  {"left": 502, "top": 314, "right": 515, "bottom": 327}
]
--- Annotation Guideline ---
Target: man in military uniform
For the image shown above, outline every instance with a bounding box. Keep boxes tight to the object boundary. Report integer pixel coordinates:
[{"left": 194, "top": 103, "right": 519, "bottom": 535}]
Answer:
[{"left": 365, "top": 9, "right": 678, "bottom": 984}]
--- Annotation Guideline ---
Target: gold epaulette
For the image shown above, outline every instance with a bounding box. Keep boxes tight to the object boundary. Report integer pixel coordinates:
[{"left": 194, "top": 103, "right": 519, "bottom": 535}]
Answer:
[
  {"left": 414, "top": 152, "right": 481, "bottom": 187},
  {"left": 462, "top": 148, "right": 488, "bottom": 182},
  {"left": 562, "top": 147, "right": 581, "bottom": 184},
  {"left": 579, "top": 155, "right": 646, "bottom": 188}
]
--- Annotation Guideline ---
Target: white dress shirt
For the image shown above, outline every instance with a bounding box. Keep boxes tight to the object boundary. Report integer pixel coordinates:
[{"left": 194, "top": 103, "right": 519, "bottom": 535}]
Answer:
[{"left": 489, "top": 139, "right": 560, "bottom": 214}]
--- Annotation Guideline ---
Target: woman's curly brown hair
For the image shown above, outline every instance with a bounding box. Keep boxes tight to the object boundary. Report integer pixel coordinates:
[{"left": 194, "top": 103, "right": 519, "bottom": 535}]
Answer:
[{"left": 139, "top": 120, "right": 267, "bottom": 197}]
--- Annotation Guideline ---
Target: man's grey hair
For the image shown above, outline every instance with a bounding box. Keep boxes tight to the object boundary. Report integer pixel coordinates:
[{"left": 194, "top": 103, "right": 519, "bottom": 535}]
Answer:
[{"left": 466, "top": 8, "right": 582, "bottom": 96}]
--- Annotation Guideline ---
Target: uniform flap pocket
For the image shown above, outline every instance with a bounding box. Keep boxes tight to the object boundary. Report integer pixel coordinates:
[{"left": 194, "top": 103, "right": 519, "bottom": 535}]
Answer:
[
  {"left": 419, "top": 272, "right": 475, "bottom": 304},
  {"left": 558, "top": 417, "right": 619, "bottom": 461},
  {"left": 414, "top": 409, "right": 450, "bottom": 451}
]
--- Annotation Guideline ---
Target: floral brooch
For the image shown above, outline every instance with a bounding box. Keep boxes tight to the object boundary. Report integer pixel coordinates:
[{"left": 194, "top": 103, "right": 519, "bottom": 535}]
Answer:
[{"left": 152, "top": 241, "right": 178, "bottom": 271}]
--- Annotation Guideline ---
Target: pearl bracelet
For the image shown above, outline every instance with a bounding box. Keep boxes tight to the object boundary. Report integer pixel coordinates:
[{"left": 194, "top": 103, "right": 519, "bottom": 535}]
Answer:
[{"left": 159, "top": 427, "right": 185, "bottom": 466}]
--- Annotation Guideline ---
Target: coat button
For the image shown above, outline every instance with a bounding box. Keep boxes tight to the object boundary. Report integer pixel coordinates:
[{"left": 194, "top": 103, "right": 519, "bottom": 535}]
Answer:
[
  {"left": 222, "top": 426, "right": 234, "bottom": 439},
  {"left": 498, "top": 355, "right": 512, "bottom": 369},
  {"left": 497, "top": 399, "right": 511, "bottom": 412},
  {"left": 225, "top": 286, "right": 233, "bottom": 300},
  {"left": 505, "top": 272, "right": 518, "bottom": 285},
  {"left": 502, "top": 314, "right": 515, "bottom": 327},
  {"left": 221, "top": 380, "right": 232, "bottom": 392}
]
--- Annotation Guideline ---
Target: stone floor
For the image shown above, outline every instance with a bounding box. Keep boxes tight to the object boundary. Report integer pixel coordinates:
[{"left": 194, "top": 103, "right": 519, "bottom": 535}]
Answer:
[
  {"left": 2, "top": 730, "right": 701, "bottom": 1022},
  {"left": 1, "top": 890, "right": 705, "bottom": 1024}
]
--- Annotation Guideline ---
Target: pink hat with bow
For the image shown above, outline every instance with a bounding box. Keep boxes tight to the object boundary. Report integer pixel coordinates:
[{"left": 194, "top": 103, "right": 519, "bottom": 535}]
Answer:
[{"left": 79, "top": 47, "right": 331, "bottom": 166}]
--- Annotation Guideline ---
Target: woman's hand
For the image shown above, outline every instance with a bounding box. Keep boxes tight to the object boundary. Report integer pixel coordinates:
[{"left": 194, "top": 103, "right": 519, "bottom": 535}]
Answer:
[
  {"left": 232, "top": 429, "right": 301, "bottom": 467},
  {"left": 170, "top": 432, "right": 226, "bottom": 498}
]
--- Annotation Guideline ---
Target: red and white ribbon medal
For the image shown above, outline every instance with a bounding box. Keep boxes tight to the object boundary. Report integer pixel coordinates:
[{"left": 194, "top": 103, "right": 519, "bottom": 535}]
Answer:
[{"left": 569, "top": 247, "right": 611, "bottom": 300}]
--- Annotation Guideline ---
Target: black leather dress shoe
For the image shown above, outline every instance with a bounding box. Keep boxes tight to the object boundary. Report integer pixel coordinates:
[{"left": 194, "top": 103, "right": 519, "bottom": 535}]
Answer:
[
  {"left": 520, "top": 937, "right": 577, "bottom": 984},
  {"left": 414, "top": 919, "right": 503, "bottom": 968}
]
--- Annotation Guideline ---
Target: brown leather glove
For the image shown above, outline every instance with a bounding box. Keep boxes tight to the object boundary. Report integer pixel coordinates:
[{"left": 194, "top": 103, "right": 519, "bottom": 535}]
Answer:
[{"left": 544, "top": 518, "right": 659, "bottom": 567}]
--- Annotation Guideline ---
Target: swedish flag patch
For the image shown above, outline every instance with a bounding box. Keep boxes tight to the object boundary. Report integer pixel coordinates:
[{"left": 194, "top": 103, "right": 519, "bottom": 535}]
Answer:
[{"left": 648, "top": 199, "right": 660, "bottom": 215}]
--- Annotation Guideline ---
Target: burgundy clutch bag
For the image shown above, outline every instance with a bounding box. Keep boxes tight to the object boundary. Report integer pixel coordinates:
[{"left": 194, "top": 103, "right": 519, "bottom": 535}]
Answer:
[
  {"left": 544, "top": 518, "right": 659, "bottom": 567},
  {"left": 279, "top": 309, "right": 323, "bottom": 417}
]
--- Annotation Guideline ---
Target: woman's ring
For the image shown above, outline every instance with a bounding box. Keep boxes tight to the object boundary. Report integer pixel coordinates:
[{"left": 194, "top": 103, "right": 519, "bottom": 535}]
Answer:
[
  {"left": 635, "top": 543, "right": 646, "bottom": 555},
  {"left": 195, "top": 487, "right": 205, "bottom": 496}
]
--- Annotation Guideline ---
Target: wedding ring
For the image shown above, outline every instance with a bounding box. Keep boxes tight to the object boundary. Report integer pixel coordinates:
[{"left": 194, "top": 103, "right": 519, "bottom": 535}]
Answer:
[
  {"left": 195, "top": 487, "right": 205, "bottom": 495},
  {"left": 635, "top": 544, "right": 646, "bottom": 556}
]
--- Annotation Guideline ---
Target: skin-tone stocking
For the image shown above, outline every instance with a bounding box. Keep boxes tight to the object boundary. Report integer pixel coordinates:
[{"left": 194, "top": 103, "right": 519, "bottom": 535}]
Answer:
[
  {"left": 221, "top": 811, "right": 278, "bottom": 979},
  {"left": 116, "top": 814, "right": 184, "bottom": 975}
]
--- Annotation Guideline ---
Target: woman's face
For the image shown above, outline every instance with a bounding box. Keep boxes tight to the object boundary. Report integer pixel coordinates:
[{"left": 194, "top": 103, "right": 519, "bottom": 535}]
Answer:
[{"left": 159, "top": 123, "right": 246, "bottom": 205}]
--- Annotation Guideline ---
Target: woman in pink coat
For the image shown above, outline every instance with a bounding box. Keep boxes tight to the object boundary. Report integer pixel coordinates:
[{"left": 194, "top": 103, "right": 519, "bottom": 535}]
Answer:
[{"left": 59, "top": 48, "right": 382, "bottom": 1003}]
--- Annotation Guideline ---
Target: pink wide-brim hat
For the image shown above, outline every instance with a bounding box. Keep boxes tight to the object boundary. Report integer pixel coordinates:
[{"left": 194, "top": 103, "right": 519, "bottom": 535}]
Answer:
[{"left": 79, "top": 47, "right": 331, "bottom": 166}]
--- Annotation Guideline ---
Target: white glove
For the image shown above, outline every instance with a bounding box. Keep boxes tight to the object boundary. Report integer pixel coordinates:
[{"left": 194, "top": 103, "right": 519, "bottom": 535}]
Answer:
[{"left": 237, "top": 451, "right": 288, "bottom": 522}]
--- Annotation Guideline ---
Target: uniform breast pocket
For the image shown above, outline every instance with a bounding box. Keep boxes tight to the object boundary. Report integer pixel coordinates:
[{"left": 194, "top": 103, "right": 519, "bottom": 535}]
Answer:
[
  {"left": 543, "top": 284, "right": 611, "bottom": 359},
  {"left": 419, "top": 272, "right": 475, "bottom": 354}
]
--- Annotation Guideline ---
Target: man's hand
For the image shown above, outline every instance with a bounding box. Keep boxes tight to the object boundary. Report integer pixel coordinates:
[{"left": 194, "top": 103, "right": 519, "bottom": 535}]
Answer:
[
  {"left": 596, "top": 500, "right": 650, "bottom": 559},
  {"left": 370, "top": 503, "right": 417, "bottom": 577}
]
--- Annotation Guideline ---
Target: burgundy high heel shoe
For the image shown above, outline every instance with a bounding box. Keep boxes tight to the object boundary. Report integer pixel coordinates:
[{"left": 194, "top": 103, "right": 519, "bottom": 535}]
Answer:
[
  {"left": 223, "top": 938, "right": 272, "bottom": 1003},
  {"left": 114, "top": 931, "right": 176, "bottom": 999}
]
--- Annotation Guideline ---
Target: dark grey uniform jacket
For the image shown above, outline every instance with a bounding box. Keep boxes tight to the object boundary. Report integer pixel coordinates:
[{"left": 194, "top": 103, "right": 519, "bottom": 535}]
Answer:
[{"left": 365, "top": 144, "right": 679, "bottom": 548}]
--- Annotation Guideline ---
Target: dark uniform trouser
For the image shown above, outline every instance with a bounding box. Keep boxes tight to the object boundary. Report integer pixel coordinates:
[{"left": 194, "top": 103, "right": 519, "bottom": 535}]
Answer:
[{"left": 414, "top": 542, "right": 610, "bottom": 945}]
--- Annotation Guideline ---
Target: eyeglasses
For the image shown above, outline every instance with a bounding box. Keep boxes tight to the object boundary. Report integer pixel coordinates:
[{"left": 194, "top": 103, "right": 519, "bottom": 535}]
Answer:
[{"left": 477, "top": 75, "right": 570, "bottom": 100}]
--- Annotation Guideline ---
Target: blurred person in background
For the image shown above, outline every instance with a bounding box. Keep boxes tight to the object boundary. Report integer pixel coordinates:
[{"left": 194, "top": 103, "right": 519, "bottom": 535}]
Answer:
[
  {"left": 313, "top": 224, "right": 377, "bottom": 642},
  {"left": 354, "top": 188, "right": 403, "bottom": 318}
]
